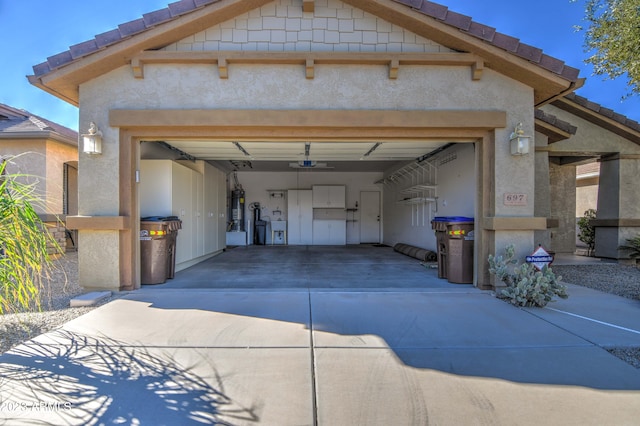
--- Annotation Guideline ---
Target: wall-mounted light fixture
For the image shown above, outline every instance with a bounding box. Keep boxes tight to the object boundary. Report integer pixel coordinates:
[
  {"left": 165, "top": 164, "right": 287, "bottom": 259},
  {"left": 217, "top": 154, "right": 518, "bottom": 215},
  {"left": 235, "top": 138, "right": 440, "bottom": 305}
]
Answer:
[
  {"left": 509, "top": 122, "right": 530, "bottom": 156},
  {"left": 81, "top": 122, "right": 103, "bottom": 155}
]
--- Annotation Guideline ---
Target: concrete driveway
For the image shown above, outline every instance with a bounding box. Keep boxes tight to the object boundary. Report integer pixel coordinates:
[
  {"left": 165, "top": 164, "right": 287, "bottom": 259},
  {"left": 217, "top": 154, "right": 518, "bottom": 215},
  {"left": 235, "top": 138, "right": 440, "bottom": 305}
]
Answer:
[{"left": 1, "top": 246, "right": 639, "bottom": 425}]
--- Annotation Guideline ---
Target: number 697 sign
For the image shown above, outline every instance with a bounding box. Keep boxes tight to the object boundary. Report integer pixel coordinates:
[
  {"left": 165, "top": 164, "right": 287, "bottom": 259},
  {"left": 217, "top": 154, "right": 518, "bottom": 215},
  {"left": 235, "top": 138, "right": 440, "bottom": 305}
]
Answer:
[{"left": 504, "top": 193, "right": 528, "bottom": 206}]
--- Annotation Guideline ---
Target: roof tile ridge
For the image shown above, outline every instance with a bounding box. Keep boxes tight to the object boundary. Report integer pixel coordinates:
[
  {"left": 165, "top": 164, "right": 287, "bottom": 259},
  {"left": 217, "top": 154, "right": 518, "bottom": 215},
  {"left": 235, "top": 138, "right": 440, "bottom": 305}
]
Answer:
[
  {"left": 392, "top": 0, "right": 580, "bottom": 81},
  {"left": 32, "top": 0, "right": 218, "bottom": 77},
  {"left": 563, "top": 93, "right": 640, "bottom": 131},
  {"left": 535, "top": 108, "right": 578, "bottom": 135}
]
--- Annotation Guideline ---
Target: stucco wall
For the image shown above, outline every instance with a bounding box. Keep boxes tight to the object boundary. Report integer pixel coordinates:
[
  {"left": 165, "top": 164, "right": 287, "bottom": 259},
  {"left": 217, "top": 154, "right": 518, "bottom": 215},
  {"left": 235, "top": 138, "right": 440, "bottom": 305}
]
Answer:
[
  {"left": 45, "top": 140, "right": 78, "bottom": 214},
  {"left": 80, "top": 63, "right": 532, "bottom": 208},
  {"left": 383, "top": 143, "right": 476, "bottom": 251},
  {"left": 534, "top": 132, "right": 551, "bottom": 249},
  {"left": 0, "top": 139, "right": 76, "bottom": 215},
  {"left": 77, "top": 0, "right": 537, "bottom": 289},
  {"left": 549, "top": 162, "right": 576, "bottom": 253},
  {"left": 0, "top": 141, "right": 46, "bottom": 208},
  {"left": 541, "top": 105, "right": 640, "bottom": 259},
  {"left": 576, "top": 185, "right": 598, "bottom": 217},
  {"left": 541, "top": 104, "right": 640, "bottom": 156}
]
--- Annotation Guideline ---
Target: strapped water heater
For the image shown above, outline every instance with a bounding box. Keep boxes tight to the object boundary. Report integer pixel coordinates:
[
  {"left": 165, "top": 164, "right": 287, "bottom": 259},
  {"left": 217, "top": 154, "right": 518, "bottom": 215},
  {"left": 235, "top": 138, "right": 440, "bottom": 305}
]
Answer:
[{"left": 230, "top": 172, "right": 245, "bottom": 232}]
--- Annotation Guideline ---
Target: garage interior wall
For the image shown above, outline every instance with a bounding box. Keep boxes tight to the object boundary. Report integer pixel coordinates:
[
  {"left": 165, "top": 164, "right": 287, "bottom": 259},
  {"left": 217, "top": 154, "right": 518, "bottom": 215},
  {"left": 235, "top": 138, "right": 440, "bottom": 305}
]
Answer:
[
  {"left": 383, "top": 143, "right": 476, "bottom": 251},
  {"left": 237, "top": 170, "right": 382, "bottom": 244}
]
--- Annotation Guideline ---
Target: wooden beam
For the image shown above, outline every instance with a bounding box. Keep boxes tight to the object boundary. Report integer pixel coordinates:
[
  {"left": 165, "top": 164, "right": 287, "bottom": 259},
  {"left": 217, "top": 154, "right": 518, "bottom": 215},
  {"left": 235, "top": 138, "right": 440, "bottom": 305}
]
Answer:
[
  {"left": 66, "top": 215, "right": 130, "bottom": 230},
  {"left": 306, "top": 58, "right": 314, "bottom": 79},
  {"left": 218, "top": 57, "right": 228, "bottom": 79},
  {"left": 110, "top": 109, "right": 507, "bottom": 131},
  {"left": 130, "top": 50, "right": 485, "bottom": 81},
  {"left": 303, "top": 0, "right": 314, "bottom": 13},
  {"left": 482, "top": 217, "right": 547, "bottom": 231},
  {"left": 472, "top": 60, "right": 483, "bottom": 81},
  {"left": 131, "top": 57, "right": 143, "bottom": 79},
  {"left": 389, "top": 58, "right": 399, "bottom": 79}
]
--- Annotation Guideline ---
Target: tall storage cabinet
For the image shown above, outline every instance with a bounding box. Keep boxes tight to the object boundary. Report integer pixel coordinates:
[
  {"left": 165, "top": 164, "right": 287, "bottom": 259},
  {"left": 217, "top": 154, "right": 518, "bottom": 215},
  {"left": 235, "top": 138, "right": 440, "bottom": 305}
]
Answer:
[
  {"left": 288, "top": 190, "right": 313, "bottom": 245},
  {"left": 140, "top": 160, "right": 224, "bottom": 271},
  {"left": 140, "top": 160, "right": 198, "bottom": 265},
  {"left": 202, "top": 163, "right": 227, "bottom": 256}
]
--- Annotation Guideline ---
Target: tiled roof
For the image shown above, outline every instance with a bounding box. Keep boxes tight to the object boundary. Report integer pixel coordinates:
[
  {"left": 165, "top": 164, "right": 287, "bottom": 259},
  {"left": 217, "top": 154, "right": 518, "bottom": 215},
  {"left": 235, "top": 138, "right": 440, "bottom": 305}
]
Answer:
[
  {"left": 33, "top": 0, "right": 221, "bottom": 77},
  {"left": 0, "top": 103, "right": 78, "bottom": 144},
  {"left": 32, "top": 0, "right": 579, "bottom": 82},
  {"left": 391, "top": 0, "right": 580, "bottom": 81},
  {"left": 562, "top": 93, "right": 640, "bottom": 132},
  {"left": 534, "top": 109, "right": 577, "bottom": 135}
]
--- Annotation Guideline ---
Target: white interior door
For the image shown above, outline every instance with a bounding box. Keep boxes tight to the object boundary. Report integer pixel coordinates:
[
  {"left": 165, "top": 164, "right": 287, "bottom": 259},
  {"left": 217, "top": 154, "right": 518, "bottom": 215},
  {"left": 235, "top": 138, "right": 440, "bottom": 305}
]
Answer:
[{"left": 360, "top": 191, "right": 380, "bottom": 244}]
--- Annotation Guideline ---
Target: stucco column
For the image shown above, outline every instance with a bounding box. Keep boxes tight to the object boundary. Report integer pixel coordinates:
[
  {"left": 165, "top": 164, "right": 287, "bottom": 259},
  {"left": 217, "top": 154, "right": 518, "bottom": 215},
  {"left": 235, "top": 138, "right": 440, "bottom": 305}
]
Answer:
[
  {"left": 593, "top": 155, "right": 640, "bottom": 259},
  {"left": 534, "top": 132, "right": 552, "bottom": 249},
  {"left": 548, "top": 162, "right": 577, "bottom": 254},
  {"left": 67, "top": 114, "right": 125, "bottom": 291},
  {"left": 476, "top": 121, "right": 546, "bottom": 290}
]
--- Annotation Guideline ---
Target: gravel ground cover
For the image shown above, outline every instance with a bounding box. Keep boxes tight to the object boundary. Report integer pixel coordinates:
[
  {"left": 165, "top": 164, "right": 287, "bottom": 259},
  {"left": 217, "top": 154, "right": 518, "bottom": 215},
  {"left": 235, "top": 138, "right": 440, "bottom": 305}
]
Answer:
[
  {"left": 0, "top": 252, "right": 119, "bottom": 354},
  {"left": 1, "top": 254, "right": 639, "bottom": 368},
  {"left": 553, "top": 263, "right": 640, "bottom": 368}
]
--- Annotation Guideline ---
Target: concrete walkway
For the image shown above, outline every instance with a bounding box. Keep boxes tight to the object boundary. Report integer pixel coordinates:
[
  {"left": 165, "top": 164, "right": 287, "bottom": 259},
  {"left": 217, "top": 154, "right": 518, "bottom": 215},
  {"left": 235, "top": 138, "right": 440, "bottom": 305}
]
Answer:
[{"left": 1, "top": 246, "right": 639, "bottom": 425}]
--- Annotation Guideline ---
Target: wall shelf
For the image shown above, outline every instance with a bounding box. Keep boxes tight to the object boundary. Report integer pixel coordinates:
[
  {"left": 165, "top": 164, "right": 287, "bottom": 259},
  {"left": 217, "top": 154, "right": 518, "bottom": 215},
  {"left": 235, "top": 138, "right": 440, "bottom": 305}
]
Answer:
[
  {"left": 377, "top": 158, "right": 438, "bottom": 226},
  {"left": 267, "top": 190, "right": 286, "bottom": 198},
  {"left": 397, "top": 197, "right": 437, "bottom": 205},
  {"left": 400, "top": 184, "right": 436, "bottom": 194}
]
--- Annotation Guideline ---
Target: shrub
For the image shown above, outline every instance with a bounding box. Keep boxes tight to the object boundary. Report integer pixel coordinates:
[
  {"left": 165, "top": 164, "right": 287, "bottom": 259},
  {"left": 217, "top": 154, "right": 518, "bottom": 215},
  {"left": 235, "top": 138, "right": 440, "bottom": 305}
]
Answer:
[
  {"left": 488, "top": 244, "right": 568, "bottom": 308},
  {"left": 619, "top": 235, "right": 640, "bottom": 263},
  {"left": 0, "top": 158, "right": 57, "bottom": 314},
  {"left": 577, "top": 209, "right": 597, "bottom": 256}
]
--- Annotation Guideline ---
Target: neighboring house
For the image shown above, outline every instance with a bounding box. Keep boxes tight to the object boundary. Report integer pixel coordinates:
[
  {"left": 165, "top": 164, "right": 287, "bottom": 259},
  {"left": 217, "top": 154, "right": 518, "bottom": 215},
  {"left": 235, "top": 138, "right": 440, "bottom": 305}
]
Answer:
[
  {"left": 575, "top": 162, "right": 599, "bottom": 252},
  {"left": 576, "top": 162, "right": 599, "bottom": 218},
  {"left": 0, "top": 103, "right": 78, "bottom": 253},
  {"left": 27, "top": 0, "right": 640, "bottom": 291}
]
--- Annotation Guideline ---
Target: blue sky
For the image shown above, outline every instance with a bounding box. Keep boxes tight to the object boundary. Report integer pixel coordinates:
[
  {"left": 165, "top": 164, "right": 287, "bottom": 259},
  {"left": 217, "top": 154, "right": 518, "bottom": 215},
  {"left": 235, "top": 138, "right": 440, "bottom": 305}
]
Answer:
[{"left": 1, "top": 0, "right": 638, "bottom": 131}]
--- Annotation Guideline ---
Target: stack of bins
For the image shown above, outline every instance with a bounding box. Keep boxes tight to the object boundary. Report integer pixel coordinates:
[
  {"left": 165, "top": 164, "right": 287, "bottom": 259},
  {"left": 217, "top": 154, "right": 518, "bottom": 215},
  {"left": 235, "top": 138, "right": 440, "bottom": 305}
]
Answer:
[
  {"left": 140, "top": 216, "right": 182, "bottom": 285},
  {"left": 431, "top": 217, "right": 474, "bottom": 284}
]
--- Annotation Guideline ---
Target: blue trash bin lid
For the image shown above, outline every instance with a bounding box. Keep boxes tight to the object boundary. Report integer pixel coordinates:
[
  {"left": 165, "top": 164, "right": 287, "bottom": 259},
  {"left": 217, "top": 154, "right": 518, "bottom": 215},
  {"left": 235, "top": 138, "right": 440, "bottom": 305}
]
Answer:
[
  {"left": 141, "top": 216, "right": 164, "bottom": 222},
  {"left": 432, "top": 216, "right": 474, "bottom": 222}
]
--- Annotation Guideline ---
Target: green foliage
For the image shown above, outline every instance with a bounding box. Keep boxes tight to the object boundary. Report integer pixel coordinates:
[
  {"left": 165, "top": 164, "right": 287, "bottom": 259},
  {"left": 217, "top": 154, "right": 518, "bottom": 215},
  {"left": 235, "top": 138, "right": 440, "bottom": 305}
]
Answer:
[
  {"left": 0, "top": 158, "right": 57, "bottom": 314},
  {"left": 488, "top": 245, "right": 568, "bottom": 308},
  {"left": 619, "top": 234, "right": 640, "bottom": 260},
  {"left": 576, "top": 0, "right": 640, "bottom": 98},
  {"left": 577, "top": 209, "right": 597, "bottom": 256}
]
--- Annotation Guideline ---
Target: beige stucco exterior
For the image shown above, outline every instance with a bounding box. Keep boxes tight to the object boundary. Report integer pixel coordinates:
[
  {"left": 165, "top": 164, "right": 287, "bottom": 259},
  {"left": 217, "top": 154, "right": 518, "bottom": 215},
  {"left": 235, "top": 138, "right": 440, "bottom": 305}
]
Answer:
[
  {"left": 539, "top": 103, "right": 640, "bottom": 259},
  {"left": 76, "top": 50, "right": 537, "bottom": 289},
  {"left": 1, "top": 139, "right": 76, "bottom": 216},
  {"left": 34, "top": 0, "right": 640, "bottom": 291},
  {"left": 0, "top": 131, "right": 78, "bottom": 253}
]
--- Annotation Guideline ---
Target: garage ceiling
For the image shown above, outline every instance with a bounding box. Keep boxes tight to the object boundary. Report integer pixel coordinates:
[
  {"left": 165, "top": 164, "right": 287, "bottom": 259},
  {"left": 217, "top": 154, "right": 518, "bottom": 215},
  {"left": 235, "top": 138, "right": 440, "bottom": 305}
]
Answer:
[{"left": 162, "top": 140, "right": 454, "bottom": 172}]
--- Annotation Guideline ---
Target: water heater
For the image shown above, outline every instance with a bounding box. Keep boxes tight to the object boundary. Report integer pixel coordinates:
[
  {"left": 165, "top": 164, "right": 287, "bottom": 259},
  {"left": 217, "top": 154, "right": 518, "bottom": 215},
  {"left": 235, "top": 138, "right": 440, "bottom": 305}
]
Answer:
[{"left": 231, "top": 188, "right": 245, "bottom": 232}]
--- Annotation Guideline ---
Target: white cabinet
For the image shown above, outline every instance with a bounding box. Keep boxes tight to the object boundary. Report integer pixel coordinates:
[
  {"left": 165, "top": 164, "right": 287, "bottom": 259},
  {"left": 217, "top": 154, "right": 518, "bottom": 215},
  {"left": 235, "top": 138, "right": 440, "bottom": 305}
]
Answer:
[
  {"left": 140, "top": 160, "right": 225, "bottom": 270},
  {"left": 313, "top": 220, "right": 347, "bottom": 245},
  {"left": 288, "top": 190, "right": 313, "bottom": 245},
  {"left": 204, "top": 162, "right": 225, "bottom": 254},
  {"left": 312, "top": 185, "right": 345, "bottom": 208}
]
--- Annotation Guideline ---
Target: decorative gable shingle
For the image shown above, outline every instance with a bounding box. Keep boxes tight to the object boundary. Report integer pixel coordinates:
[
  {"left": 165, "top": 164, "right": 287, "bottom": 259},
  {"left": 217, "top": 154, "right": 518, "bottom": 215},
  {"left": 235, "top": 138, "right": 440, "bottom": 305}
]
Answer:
[{"left": 32, "top": 0, "right": 578, "bottom": 82}]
